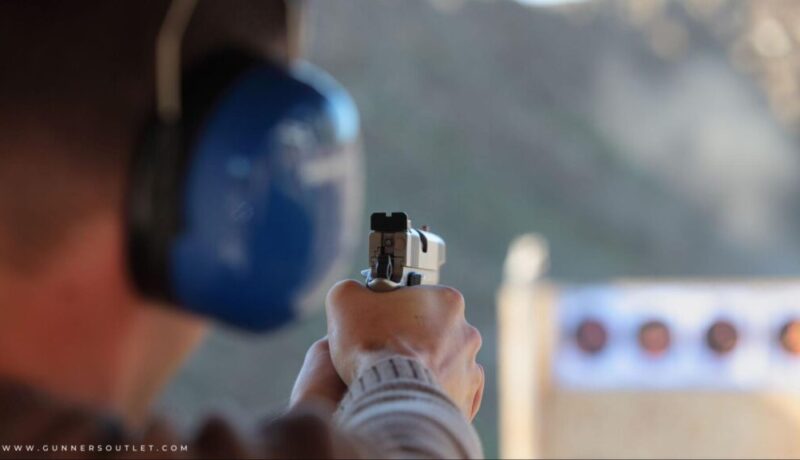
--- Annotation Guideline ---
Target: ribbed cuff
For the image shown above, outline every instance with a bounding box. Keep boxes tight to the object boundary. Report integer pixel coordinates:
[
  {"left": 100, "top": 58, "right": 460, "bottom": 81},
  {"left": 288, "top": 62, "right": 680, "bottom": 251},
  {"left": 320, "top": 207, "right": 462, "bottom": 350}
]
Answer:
[
  {"left": 353, "top": 356, "right": 434, "bottom": 392},
  {"left": 337, "top": 356, "right": 456, "bottom": 414},
  {"left": 334, "top": 356, "right": 484, "bottom": 459}
]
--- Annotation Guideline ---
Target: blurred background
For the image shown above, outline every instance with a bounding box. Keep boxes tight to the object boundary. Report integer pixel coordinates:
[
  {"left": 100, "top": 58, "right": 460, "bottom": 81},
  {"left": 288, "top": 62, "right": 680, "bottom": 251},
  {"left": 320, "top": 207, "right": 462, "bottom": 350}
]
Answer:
[{"left": 158, "top": 0, "right": 800, "bottom": 456}]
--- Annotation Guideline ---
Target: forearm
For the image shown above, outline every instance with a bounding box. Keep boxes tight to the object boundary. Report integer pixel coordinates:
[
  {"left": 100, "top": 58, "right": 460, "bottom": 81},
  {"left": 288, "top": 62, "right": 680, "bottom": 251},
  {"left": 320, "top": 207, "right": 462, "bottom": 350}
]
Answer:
[{"left": 335, "top": 356, "right": 483, "bottom": 460}]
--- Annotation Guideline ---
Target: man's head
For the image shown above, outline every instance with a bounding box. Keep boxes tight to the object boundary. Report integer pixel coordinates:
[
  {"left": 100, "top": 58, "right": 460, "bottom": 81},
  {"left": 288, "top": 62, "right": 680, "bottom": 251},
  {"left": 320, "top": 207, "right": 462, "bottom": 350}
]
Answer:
[
  {"left": 0, "top": 0, "right": 294, "bottom": 425},
  {"left": 0, "top": 0, "right": 292, "bottom": 272}
]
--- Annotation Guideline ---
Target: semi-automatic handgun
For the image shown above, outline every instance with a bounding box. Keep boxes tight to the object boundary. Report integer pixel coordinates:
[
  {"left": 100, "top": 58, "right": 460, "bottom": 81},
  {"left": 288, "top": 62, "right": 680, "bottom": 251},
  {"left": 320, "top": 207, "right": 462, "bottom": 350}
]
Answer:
[{"left": 362, "top": 212, "right": 446, "bottom": 292}]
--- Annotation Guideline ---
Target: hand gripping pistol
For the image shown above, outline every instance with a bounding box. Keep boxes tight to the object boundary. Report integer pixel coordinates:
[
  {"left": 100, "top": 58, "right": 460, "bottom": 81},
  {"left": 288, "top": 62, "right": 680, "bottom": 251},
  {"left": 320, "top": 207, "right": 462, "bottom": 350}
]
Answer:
[{"left": 362, "top": 212, "right": 446, "bottom": 292}]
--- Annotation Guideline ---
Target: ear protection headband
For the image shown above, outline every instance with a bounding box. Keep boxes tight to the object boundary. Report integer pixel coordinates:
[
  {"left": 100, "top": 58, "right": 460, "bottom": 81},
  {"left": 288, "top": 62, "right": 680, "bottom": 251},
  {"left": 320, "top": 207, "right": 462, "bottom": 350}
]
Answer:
[{"left": 127, "top": 0, "right": 363, "bottom": 331}]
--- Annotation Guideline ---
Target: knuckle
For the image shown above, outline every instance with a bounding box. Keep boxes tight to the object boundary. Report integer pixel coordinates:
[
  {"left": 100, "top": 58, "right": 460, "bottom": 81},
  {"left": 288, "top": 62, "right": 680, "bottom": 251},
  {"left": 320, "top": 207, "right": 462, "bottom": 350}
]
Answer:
[
  {"left": 471, "top": 364, "right": 485, "bottom": 396},
  {"left": 306, "top": 338, "right": 330, "bottom": 359},
  {"left": 438, "top": 286, "right": 465, "bottom": 313},
  {"left": 310, "top": 338, "right": 329, "bottom": 353},
  {"left": 467, "top": 325, "right": 483, "bottom": 350},
  {"left": 326, "top": 279, "right": 363, "bottom": 310}
]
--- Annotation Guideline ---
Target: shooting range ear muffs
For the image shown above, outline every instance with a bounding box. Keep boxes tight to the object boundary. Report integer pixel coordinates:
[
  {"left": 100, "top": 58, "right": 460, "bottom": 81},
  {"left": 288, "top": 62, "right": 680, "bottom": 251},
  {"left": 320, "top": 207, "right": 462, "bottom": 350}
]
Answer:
[{"left": 127, "top": 48, "right": 363, "bottom": 332}]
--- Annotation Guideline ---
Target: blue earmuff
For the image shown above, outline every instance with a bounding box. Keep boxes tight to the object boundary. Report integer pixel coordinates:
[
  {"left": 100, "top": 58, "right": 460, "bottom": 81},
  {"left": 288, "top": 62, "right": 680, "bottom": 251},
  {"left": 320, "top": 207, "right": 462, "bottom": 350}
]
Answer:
[{"left": 128, "top": 49, "right": 362, "bottom": 331}]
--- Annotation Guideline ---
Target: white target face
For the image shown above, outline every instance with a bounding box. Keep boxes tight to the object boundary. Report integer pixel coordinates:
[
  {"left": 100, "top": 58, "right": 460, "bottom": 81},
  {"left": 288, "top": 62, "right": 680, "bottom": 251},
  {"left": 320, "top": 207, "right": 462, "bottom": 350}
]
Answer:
[{"left": 554, "top": 283, "right": 800, "bottom": 390}]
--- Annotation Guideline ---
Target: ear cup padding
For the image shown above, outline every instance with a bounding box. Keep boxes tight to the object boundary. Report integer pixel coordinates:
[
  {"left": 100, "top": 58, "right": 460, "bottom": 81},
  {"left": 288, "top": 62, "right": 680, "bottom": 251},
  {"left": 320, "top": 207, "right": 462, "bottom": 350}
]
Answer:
[
  {"left": 127, "top": 49, "right": 261, "bottom": 300},
  {"left": 128, "top": 49, "right": 362, "bottom": 331}
]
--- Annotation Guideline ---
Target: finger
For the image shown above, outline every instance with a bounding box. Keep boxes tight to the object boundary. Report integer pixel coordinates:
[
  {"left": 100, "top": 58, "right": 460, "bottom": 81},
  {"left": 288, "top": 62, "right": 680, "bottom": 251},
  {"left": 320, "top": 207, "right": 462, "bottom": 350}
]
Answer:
[
  {"left": 291, "top": 338, "right": 347, "bottom": 407},
  {"left": 470, "top": 363, "right": 485, "bottom": 421},
  {"left": 393, "top": 284, "right": 464, "bottom": 308},
  {"left": 326, "top": 279, "right": 370, "bottom": 312},
  {"left": 305, "top": 337, "right": 330, "bottom": 358},
  {"left": 465, "top": 324, "right": 482, "bottom": 359},
  {"left": 437, "top": 285, "right": 466, "bottom": 317},
  {"left": 291, "top": 378, "right": 348, "bottom": 406}
]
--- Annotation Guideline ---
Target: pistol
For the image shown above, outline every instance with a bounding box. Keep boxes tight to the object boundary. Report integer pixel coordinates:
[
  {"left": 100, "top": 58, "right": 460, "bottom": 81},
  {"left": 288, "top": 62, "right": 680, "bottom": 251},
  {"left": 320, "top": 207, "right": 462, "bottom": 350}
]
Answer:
[{"left": 362, "top": 212, "right": 446, "bottom": 292}]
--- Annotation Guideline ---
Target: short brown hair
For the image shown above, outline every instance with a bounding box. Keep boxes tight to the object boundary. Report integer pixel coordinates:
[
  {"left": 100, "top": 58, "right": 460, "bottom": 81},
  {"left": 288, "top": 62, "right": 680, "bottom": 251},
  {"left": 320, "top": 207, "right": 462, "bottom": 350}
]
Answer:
[{"left": 0, "top": 0, "right": 291, "bottom": 272}]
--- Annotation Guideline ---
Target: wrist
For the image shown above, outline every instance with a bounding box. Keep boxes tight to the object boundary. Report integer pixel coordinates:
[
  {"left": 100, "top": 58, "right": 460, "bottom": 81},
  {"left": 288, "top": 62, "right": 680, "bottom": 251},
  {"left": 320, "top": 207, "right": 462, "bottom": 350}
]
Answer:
[{"left": 352, "top": 348, "right": 429, "bottom": 380}]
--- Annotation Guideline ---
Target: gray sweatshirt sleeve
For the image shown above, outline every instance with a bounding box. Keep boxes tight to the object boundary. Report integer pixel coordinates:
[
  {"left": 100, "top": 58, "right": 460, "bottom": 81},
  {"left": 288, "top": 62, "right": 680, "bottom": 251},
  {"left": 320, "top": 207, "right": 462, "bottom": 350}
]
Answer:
[{"left": 335, "top": 356, "right": 483, "bottom": 459}]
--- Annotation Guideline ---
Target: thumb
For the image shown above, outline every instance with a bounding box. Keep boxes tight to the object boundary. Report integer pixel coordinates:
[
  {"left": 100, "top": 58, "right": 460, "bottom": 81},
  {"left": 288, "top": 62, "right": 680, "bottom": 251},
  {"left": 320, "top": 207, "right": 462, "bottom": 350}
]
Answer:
[{"left": 290, "top": 338, "right": 348, "bottom": 408}]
